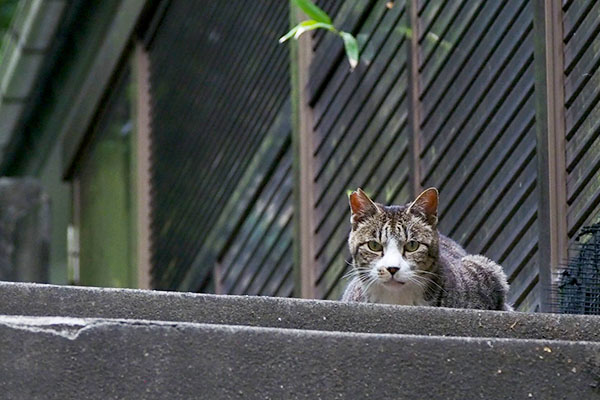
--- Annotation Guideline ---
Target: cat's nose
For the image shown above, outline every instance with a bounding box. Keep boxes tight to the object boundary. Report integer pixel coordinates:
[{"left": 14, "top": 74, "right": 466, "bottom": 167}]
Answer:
[{"left": 386, "top": 267, "right": 399, "bottom": 275}]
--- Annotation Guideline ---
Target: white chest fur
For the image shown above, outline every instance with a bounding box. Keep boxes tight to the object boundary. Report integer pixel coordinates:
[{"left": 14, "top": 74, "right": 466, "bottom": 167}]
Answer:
[{"left": 367, "top": 283, "right": 428, "bottom": 306}]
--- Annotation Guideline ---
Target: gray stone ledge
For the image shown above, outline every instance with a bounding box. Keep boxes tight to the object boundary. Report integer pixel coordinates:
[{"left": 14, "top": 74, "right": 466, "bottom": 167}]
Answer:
[
  {"left": 1, "top": 281, "right": 600, "bottom": 341},
  {"left": 0, "top": 315, "right": 599, "bottom": 399}
]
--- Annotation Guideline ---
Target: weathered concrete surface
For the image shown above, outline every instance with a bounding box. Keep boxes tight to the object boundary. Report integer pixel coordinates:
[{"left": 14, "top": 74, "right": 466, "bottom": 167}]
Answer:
[
  {"left": 0, "top": 315, "right": 598, "bottom": 400},
  {"left": 0, "top": 179, "right": 49, "bottom": 282},
  {"left": 2, "top": 281, "right": 600, "bottom": 341}
]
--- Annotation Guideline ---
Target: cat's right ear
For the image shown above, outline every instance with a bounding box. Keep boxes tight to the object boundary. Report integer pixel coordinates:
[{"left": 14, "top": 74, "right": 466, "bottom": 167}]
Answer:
[{"left": 349, "top": 188, "right": 380, "bottom": 225}]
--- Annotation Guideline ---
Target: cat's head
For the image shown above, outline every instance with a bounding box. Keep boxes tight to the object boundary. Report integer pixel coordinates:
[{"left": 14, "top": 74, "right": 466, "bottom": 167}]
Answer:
[{"left": 347, "top": 188, "right": 440, "bottom": 296}]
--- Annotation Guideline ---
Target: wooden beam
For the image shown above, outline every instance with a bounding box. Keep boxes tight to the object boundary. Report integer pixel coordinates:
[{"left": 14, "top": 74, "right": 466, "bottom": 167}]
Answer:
[
  {"left": 533, "top": 0, "right": 568, "bottom": 312},
  {"left": 61, "top": 0, "right": 147, "bottom": 179},
  {"left": 291, "top": 5, "right": 317, "bottom": 299},
  {"left": 407, "top": 0, "right": 422, "bottom": 197},
  {"left": 213, "top": 262, "right": 223, "bottom": 295},
  {"left": 133, "top": 42, "right": 153, "bottom": 290},
  {"left": 68, "top": 179, "right": 81, "bottom": 285}
]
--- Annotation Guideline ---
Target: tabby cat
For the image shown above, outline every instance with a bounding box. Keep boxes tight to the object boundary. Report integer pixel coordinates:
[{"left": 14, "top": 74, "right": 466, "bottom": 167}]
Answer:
[{"left": 341, "top": 188, "right": 511, "bottom": 311}]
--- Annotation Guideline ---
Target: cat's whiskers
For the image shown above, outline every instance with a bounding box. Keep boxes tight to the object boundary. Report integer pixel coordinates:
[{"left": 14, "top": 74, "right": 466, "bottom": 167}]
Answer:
[
  {"left": 408, "top": 275, "right": 441, "bottom": 301},
  {"left": 342, "top": 268, "right": 365, "bottom": 280},
  {"left": 406, "top": 275, "right": 427, "bottom": 290},
  {"left": 413, "top": 273, "right": 447, "bottom": 295},
  {"left": 356, "top": 273, "right": 373, "bottom": 287},
  {"left": 341, "top": 259, "right": 372, "bottom": 280},
  {"left": 361, "top": 274, "right": 379, "bottom": 294},
  {"left": 417, "top": 269, "right": 439, "bottom": 276}
]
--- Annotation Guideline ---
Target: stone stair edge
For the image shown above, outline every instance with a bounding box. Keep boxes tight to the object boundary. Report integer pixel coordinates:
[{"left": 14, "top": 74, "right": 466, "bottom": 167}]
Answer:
[
  {"left": 3, "top": 279, "right": 600, "bottom": 320},
  {"left": 2, "top": 313, "right": 600, "bottom": 348},
  {"left": 3, "top": 281, "right": 600, "bottom": 343}
]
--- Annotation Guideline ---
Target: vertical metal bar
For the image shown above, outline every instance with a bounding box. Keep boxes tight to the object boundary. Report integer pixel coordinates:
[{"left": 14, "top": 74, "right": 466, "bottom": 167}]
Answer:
[
  {"left": 407, "top": 0, "right": 422, "bottom": 197},
  {"left": 533, "top": 0, "right": 568, "bottom": 312},
  {"left": 291, "top": 5, "right": 317, "bottom": 299},
  {"left": 134, "top": 42, "right": 153, "bottom": 290}
]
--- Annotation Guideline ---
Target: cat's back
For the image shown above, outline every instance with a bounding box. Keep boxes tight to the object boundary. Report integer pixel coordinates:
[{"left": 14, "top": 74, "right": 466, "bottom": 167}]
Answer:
[
  {"left": 439, "top": 233, "right": 467, "bottom": 262},
  {"left": 438, "top": 234, "right": 510, "bottom": 310}
]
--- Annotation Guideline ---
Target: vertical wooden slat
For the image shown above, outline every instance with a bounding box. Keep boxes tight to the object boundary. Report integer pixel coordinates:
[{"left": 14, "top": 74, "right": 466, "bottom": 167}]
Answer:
[
  {"left": 68, "top": 179, "right": 81, "bottom": 285},
  {"left": 407, "top": 0, "right": 423, "bottom": 197},
  {"left": 134, "top": 43, "right": 153, "bottom": 290},
  {"left": 292, "top": 7, "right": 317, "bottom": 299},
  {"left": 533, "top": 0, "right": 568, "bottom": 312},
  {"left": 213, "top": 262, "right": 223, "bottom": 294}
]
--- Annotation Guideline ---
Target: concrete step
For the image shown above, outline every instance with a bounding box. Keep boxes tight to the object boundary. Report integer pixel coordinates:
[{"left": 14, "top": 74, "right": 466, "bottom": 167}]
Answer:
[
  {"left": 1, "top": 315, "right": 599, "bottom": 399},
  {"left": 1, "top": 281, "right": 600, "bottom": 341}
]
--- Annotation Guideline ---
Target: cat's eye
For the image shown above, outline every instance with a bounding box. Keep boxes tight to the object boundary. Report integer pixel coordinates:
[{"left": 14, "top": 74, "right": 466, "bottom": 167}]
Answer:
[
  {"left": 367, "top": 240, "right": 383, "bottom": 252},
  {"left": 405, "top": 240, "right": 419, "bottom": 252}
]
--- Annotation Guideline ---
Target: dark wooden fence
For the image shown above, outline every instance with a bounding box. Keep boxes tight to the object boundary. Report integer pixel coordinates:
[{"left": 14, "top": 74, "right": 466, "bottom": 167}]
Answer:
[
  {"left": 563, "top": 1, "right": 600, "bottom": 242},
  {"left": 143, "top": 0, "right": 600, "bottom": 312},
  {"left": 296, "top": 0, "right": 600, "bottom": 312},
  {"left": 302, "top": 0, "right": 412, "bottom": 300},
  {"left": 415, "top": 0, "right": 539, "bottom": 308}
]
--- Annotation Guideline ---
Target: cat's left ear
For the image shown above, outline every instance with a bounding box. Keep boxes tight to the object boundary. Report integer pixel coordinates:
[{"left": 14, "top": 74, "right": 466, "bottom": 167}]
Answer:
[{"left": 408, "top": 187, "right": 438, "bottom": 227}]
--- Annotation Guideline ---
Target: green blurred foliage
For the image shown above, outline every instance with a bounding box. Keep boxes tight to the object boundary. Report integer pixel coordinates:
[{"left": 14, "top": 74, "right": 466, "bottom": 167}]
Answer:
[
  {"left": 0, "top": 0, "right": 18, "bottom": 65},
  {"left": 0, "top": 0, "right": 18, "bottom": 33},
  {"left": 281, "top": 0, "right": 359, "bottom": 69}
]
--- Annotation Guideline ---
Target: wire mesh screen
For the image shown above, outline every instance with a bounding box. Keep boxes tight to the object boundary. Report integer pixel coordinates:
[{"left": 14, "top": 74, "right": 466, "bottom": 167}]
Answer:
[
  {"left": 557, "top": 224, "right": 600, "bottom": 314},
  {"left": 147, "top": 1, "right": 291, "bottom": 291}
]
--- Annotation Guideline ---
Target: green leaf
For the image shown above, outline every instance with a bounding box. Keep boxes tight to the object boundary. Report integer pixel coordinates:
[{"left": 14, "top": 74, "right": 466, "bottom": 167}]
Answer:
[
  {"left": 292, "top": 0, "right": 332, "bottom": 25},
  {"left": 279, "top": 24, "right": 302, "bottom": 43},
  {"left": 340, "top": 31, "right": 359, "bottom": 69},
  {"left": 294, "top": 21, "right": 335, "bottom": 39},
  {"left": 279, "top": 20, "right": 335, "bottom": 43}
]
